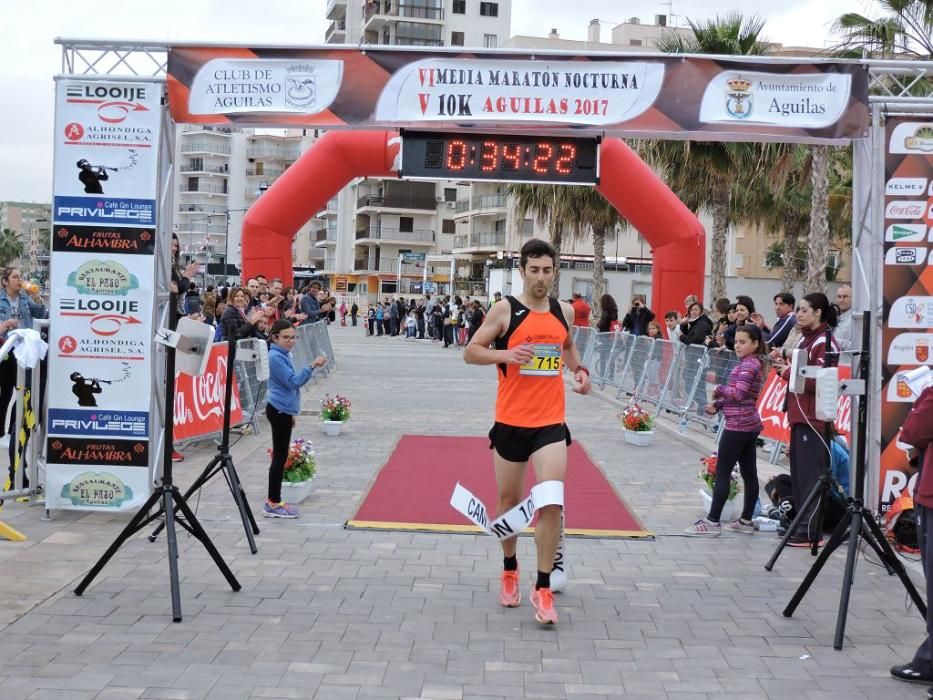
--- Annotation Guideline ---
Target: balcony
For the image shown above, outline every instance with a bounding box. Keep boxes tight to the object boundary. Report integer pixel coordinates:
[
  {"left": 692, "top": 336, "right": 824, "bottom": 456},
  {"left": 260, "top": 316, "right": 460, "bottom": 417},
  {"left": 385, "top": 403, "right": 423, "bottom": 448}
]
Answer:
[
  {"left": 453, "top": 232, "right": 506, "bottom": 250},
  {"left": 247, "top": 145, "right": 301, "bottom": 161},
  {"left": 178, "top": 204, "right": 228, "bottom": 215},
  {"left": 326, "top": 18, "right": 347, "bottom": 42},
  {"left": 175, "top": 222, "right": 227, "bottom": 235},
  {"left": 181, "top": 142, "right": 231, "bottom": 156},
  {"left": 356, "top": 193, "right": 437, "bottom": 211},
  {"left": 180, "top": 164, "right": 229, "bottom": 176},
  {"left": 245, "top": 167, "right": 285, "bottom": 178},
  {"left": 315, "top": 228, "right": 338, "bottom": 246},
  {"left": 354, "top": 227, "right": 434, "bottom": 245},
  {"left": 326, "top": 0, "right": 346, "bottom": 19},
  {"left": 315, "top": 197, "right": 339, "bottom": 217},
  {"left": 180, "top": 183, "right": 229, "bottom": 195},
  {"left": 455, "top": 193, "right": 507, "bottom": 215},
  {"left": 353, "top": 257, "right": 423, "bottom": 275},
  {"left": 364, "top": 0, "right": 445, "bottom": 28}
]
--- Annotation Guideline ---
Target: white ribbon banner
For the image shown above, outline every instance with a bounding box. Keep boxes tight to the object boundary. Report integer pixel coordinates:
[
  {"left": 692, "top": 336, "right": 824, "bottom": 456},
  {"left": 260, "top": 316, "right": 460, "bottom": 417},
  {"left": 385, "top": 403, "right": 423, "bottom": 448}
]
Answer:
[{"left": 450, "top": 480, "right": 563, "bottom": 540}]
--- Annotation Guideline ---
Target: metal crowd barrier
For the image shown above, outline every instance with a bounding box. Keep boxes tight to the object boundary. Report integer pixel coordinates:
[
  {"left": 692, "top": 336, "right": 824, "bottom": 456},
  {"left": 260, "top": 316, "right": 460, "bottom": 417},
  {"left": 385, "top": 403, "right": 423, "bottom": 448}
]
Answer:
[
  {"left": 574, "top": 330, "right": 770, "bottom": 438},
  {"left": 292, "top": 320, "right": 336, "bottom": 387}
]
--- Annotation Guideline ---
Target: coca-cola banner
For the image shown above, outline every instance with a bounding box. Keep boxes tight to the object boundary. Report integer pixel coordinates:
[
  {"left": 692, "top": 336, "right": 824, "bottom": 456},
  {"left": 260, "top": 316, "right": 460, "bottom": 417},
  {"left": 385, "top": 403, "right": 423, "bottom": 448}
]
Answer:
[
  {"left": 879, "top": 117, "right": 933, "bottom": 514},
  {"left": 167, "top": 47, "right": 868, "bottom": 143},
  {"left": 173, "top": 343, "right": 243, "bottom": 442},
  {"left": 756, "top": 367, "right": 852, "bottom": 444}
]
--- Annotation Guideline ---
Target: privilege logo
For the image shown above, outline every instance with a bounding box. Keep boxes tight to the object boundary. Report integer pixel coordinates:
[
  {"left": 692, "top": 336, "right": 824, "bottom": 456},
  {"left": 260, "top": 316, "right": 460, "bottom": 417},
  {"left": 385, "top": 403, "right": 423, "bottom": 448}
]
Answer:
[
  {"left": 885, "top": 223, "right": 928, "bottom": 242},
  {"left": 54, "top": 196, "right": 156, "bottom": 227},
  {"left": 884, "top": 200, "right": 925, "bottom": 219},
  {"left": 48, "top": 408, "right": 148, "bottom": 438},
  {"left": 67, "top": 260, "right": 139, "bottom": 295},
  {"left": 886, "top": 177, "right": 928, "bottom": 195}
]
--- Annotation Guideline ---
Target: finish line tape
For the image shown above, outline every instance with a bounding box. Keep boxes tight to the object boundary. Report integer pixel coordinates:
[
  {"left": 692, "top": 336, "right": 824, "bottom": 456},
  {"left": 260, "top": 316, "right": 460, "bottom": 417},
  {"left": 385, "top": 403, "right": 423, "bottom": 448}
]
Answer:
[{"left": 449, "top": 480, "right": 564, "bottom": 540}]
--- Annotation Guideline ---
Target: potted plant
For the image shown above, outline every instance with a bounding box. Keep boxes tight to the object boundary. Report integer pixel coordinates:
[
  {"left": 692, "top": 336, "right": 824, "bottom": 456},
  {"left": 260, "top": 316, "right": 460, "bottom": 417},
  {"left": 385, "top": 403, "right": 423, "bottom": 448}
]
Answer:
[
  {"left": 275, "top": 438, "right": 317, "bottom": 503},
  {"left": 619, "top": 403, "right": 654, "bottom": 446},
  {"left": 698, "top": 453, "right": 740, "bottom": 521},
  {"left": 321, "top": 394, "right": 351, "bottom": 436}
]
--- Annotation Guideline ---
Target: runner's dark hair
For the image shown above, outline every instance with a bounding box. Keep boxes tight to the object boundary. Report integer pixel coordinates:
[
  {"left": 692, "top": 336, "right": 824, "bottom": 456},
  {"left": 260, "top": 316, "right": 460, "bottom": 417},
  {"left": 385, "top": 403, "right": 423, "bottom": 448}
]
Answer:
[{"left": 519, "top": 238, "right": 557, "bottom": 269}]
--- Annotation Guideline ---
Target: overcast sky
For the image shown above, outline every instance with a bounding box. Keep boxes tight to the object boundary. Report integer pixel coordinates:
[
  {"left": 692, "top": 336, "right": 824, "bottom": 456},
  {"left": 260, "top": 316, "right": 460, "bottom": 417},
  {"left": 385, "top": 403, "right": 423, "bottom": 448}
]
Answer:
[{"left": 3, "top": 0, "right": 883, "bottom": 203}]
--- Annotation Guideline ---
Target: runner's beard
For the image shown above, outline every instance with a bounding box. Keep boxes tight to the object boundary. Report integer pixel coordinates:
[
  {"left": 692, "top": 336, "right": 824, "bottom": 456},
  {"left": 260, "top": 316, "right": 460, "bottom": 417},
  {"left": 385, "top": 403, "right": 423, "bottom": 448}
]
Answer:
[{"left": 528, "top": 282, "right": 550, "bottom": 299}]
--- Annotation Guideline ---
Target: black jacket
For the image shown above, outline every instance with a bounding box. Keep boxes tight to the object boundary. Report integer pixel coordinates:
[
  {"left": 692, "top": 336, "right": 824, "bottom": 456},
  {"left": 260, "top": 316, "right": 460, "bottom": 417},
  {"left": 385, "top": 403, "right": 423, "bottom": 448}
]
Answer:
[
  {"left": 679, "top": 314, "right": 713, "bottom": 346},
  {"left": 622, "top": 306, "right": 655, "bottom": 335},
  {"left": 221, "top": 304, "right": 258, "bottom": 341}
]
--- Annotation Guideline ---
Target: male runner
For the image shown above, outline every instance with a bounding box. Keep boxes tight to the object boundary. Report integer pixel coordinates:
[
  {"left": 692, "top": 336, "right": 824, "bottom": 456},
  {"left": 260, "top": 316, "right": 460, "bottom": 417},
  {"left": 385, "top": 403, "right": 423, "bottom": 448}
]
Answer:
[{"left": 464, "top": 238, "right": 591, "bottom": 625}]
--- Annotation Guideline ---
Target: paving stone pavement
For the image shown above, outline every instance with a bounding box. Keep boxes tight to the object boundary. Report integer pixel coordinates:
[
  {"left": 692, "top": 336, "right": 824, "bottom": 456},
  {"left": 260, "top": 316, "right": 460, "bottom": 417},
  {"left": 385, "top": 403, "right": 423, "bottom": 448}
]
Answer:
[{"left": 0, "top": 325, "right": 927, "bottom": 699}]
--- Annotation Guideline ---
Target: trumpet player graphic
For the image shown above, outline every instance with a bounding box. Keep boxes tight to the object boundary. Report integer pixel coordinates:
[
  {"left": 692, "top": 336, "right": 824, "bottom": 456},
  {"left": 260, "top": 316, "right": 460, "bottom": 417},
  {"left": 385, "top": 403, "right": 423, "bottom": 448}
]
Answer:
[
  {"left": 69, "top": 372, "right": 111, "bottom": 407},
  {"left": 76, "top": 159, "right": 109, "bottom": 194}
]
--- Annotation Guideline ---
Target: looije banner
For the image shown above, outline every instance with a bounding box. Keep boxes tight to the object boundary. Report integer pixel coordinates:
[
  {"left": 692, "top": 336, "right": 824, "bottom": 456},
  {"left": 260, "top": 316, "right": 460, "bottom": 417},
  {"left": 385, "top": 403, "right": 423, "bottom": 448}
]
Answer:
[
  {"left": 46, "top": 78, "right": 162, "bottom": 512},
  {"left": 167, "top": 47, "right": 869, "bottom": 143},
  {"left": 878, "top": 117, "right": 933, "bottom": 517}
]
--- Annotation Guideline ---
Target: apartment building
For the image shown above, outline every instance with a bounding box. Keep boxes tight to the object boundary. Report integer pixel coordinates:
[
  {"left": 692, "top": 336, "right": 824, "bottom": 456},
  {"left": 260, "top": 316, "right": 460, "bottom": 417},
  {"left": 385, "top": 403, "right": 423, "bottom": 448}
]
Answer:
[
  {"left": 0, "top": 201, "right": 51, "bottom": 278},
  {"left": 321, "top": 0, "right": 512, "bottom": 299},
  {"left": 172, "top": 126, "right": 320, "bottom": 286}
]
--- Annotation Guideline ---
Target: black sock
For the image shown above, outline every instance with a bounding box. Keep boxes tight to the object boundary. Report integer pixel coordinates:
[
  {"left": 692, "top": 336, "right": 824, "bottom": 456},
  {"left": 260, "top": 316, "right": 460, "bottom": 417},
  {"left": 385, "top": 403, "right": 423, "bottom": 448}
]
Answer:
[
  {"left": 536, "top": 570, "right": 550, "bottom": 590},
  {"left": 503, "top": 555, "right": 517, "bottom": 572}
]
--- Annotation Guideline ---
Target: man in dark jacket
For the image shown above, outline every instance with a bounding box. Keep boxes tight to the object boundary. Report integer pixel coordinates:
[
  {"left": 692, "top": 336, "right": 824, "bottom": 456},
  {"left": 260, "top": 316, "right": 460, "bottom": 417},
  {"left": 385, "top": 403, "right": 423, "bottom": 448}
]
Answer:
[{"left": 621, "top": 297, "right": 655, "bottom": 336}]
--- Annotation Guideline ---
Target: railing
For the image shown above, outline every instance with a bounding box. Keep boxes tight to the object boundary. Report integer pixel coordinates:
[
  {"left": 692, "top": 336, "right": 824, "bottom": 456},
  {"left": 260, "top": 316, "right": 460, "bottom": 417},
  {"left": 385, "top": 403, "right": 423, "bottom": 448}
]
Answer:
[
  {"left": 454, "top": 232, "right": 505, "bottom": 248},
  {"left": 326, "top": 18, "right": 347, "bottom": 40},
  {"left": 455, "top": 193, "right": 507, "bottom": 212},
  {"left": 356, "top": 194, "right": 437, "bottom": 210},
  {"left": 316, "top": 229, "right": 338, "bottom": 243},
  {"left": 246, "top": 146, "right": 301, "bottom": 160},
  {"left": 326, "top": 0, "right": 346, "bottom": 18},
  {"left": 355, "top": 228, "right": 435, "bottom": 243},
  {"left": 176, "top": 223, "right": 227, "bottom": 235},
  {"left": 178, "top": 204, "right": 228, "bottom": 215},
  {"left": 245, "top": 168, "right": 285, "bottom": 178},
  {"left": 180, "top": 164, "right": 229, "bottom": 175},
  {"left": 181, "top": 142, "right": 231, "bottom": 155},
  {"left": 180, "top": 183, "right": 228, "bottom": 194}
]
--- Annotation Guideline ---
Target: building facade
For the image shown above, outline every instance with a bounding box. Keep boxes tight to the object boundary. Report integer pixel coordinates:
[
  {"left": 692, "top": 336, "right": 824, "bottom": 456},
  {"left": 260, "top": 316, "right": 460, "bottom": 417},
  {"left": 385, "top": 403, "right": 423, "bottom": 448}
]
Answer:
[{"left": 0, "top": 201, "right": 51, "bottom": 279}]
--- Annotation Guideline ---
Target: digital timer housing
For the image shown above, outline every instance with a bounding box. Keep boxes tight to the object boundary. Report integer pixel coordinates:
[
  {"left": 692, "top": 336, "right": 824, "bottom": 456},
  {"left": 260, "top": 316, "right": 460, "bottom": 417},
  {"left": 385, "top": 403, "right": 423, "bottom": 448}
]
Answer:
[{"left": 400, "top": 131, "right": 599, "bottom": 185}]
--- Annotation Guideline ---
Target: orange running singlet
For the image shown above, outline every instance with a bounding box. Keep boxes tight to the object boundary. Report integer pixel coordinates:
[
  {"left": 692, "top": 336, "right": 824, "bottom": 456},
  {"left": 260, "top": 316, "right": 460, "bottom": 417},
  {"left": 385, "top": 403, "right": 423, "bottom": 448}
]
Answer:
[{"left": 494, "top": 296, "right": 569, "bottom": 428}]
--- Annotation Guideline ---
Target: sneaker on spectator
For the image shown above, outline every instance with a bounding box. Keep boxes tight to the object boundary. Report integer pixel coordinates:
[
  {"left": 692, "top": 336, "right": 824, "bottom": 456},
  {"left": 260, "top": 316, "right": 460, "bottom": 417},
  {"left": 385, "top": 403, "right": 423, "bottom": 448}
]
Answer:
[
  {"left": 787, "top": 535, "right": 824, "bottom": 548},
  {"left": 171, "top": 451, "right": 184, "bottom": 462},
  {"left": 725, "top": 518, "right": 755, "bottom": 535},
  {"left": 499, "top": 570, "right": 520, "bottom": 607},
  {"left": 529, "top": 586, "right": 557, "bottom": 625},
  {"left": 684, "top": 518, "right": 721, "bottom": 536},
  {"left": 263, "top": 500, "right": 299, "bottom": 519}
]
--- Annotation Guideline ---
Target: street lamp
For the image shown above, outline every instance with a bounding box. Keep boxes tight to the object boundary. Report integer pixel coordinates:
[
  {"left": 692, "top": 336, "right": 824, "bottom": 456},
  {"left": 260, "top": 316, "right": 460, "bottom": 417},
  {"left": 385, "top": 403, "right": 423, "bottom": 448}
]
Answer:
[{"left": 207, "top": 208, "right": 251, "bottom": 285}]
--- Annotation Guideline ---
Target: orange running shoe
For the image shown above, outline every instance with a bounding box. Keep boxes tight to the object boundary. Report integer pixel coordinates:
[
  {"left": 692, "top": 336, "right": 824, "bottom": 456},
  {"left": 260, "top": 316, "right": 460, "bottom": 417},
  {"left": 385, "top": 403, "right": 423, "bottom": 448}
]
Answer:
[
  {"left": 530, "top": 586, "right": 558, "bottom": 625},
  {"left": 499, "top": 569, "right": 521, "bottom": 607}
]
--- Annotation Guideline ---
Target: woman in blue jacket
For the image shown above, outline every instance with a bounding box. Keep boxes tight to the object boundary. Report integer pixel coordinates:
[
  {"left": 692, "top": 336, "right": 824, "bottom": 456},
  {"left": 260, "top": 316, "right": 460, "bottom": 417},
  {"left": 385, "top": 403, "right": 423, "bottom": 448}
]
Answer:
[{"left": 264, "top": 320, "right": 326, "bottom": 519}]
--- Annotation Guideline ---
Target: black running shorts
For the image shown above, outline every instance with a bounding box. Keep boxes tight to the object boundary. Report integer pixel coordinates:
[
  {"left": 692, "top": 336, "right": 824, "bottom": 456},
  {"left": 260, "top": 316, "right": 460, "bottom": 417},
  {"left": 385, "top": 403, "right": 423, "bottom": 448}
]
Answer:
[{"left": 488, "top": 422, "right": 572, "bottom": 463}]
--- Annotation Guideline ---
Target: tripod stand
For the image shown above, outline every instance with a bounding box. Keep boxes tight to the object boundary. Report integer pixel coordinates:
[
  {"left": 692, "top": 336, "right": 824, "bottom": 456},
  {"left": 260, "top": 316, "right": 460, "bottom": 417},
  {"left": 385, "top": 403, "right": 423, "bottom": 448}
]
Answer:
[
  {"left": 765, "top": 311, "right": 925, "bottom": 650},
  {"left": 75, "top": 294, "right": 240, "bottom": 621},
  {"left": 148, "top": 335, "right": 260, "bottom": 554}
]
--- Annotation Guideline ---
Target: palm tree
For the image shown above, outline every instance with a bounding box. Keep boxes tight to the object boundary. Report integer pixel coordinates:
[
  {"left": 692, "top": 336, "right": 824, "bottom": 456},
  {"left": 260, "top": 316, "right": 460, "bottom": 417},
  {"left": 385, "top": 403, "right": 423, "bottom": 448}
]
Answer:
[
  {"left": 0, "top": 228, "right": 25, "bottom": 268},
  {"left": 806, "top": 145, "right": 831, "bottom": 294},
  {"left": 509, "top": 184, "right": 577, "bottom": 294},
  {"left": 567, "top": 187, "right": 626, "bottom": 322},
  {"left": 649, "top": 13, "right": 770, "bottom": 303},
  {"left": 833, "top": 1, "right": 933, "bottom": 58}
]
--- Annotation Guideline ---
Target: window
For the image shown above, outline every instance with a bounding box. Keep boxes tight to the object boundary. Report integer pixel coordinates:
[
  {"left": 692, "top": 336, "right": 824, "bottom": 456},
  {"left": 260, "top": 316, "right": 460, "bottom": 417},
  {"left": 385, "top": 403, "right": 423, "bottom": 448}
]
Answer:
[
  {"left": 399, "top": 217, "right": 414, "bottom": 233},
  {"left": 444, "top": 187, "right": 457, "bottom": 202},
  {"left": 827, "top": 250, "right": 841, "bottom": 271},
  {"left": 479, "top": 2, "right": 498, "bottom": 17},
  {"left": 629, "top": 39, "right": 643, "bottom": 46},
  {"left": 519, "top": 218, "right": 534, "bottom": 236},
  {"left": 453, "top": 0, "right": 465, "bottom": 13},
  {"left": 734, "top": 253, "right": 745, "bottom": 269},
  {"left": 442, "top": 219, "right": 456, "bottom": 234},
  {"left": 483, "top": 33, "right": 497, "bottom": 48},
  {"left": 451, "top": 31, "right": 464, "bottom": 46}
]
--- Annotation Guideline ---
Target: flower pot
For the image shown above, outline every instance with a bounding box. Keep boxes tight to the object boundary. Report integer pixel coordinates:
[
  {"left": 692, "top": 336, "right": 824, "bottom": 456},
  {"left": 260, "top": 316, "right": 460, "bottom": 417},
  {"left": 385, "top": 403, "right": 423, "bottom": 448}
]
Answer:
[
  {"left": 281, "top": 479, "right": 315, "bottom": 503},
  {"left": 623, "top": 429, "right": 654, "bottom": 446},
  {"left": 323, "top": 420, "right": 345, "bottom": 436},
  {"left": 699, "top": 488, "right": 735, "bottom": 521}
]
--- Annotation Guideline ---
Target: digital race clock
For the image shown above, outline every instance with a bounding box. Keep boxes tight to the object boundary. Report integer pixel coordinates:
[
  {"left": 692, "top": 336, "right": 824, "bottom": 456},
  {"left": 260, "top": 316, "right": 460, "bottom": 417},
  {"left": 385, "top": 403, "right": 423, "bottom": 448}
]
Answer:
[{"left": 400, "top": 131, "right": 599, "bottom": 185}]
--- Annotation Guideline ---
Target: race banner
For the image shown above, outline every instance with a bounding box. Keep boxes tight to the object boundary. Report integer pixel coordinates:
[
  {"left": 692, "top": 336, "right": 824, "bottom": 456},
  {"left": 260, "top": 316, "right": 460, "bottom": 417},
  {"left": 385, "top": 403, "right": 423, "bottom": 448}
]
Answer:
[
  {"left": 167, "top": 48, "right": 868, "bottom": 143},
  {"left": 756, "top": 367, "right": 853, "bottom": 444},
  {"left": 173, "top": 343, "right": 243, "bottom": 442},
  {"left": 47, "top": 78, "right": 161, "bottom": 512},
  {"left": 879, "top": 117, "right": 933, "bottom": 515}
]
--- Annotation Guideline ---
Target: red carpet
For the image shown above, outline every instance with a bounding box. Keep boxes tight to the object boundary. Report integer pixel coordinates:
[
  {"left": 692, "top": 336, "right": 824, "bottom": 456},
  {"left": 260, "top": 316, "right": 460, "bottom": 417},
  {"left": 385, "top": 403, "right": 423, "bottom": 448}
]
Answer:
[{"left": 347, "top": 435, "right": 650, "bottom": 538}]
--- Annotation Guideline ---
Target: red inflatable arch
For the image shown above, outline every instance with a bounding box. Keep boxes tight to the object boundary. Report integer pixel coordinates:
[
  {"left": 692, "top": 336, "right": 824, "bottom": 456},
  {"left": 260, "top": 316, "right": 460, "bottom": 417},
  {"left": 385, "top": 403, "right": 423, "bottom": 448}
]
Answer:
[{"left": 241, "top": 131, "right": 704, "bottom": 318}]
